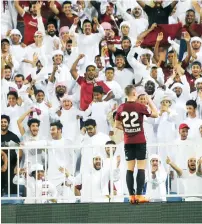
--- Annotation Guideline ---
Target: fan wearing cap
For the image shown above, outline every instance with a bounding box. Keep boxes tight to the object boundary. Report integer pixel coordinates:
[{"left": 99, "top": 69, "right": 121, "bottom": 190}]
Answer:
[
  {"left": 172, "top": 123, "right": 192, "bottom": 173},
  {"left": 70, "top": 55, "right": 114, "bottom": 111},
  {"left": 13, "top": 164, "right": 57, "bottom": 204},
  {"left": 183, "top": 100, "right": 202, "bottom": 140},
  {"left": 70, "top": 17, "right": 105, "bottom": 73},
  {"left": 116, "top": 2, "right": 148, "bottom": 39},
  {"left": 14, "top": 1, "right": 46, "bottom": 45}
]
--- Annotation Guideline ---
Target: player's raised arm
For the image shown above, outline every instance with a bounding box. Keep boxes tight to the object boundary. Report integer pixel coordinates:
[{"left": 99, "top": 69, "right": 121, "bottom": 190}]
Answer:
[{"left": 146, "top": 95, "right": 158, "bottom": 118}]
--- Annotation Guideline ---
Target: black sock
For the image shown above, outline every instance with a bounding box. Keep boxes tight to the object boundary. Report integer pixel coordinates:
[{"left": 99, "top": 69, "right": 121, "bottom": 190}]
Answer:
[
  {"left": 136, "top": 169, "right": 145, "bottom": 195},
  {"left": 126, "top": 170, "right": 135, "bottom": 195}
]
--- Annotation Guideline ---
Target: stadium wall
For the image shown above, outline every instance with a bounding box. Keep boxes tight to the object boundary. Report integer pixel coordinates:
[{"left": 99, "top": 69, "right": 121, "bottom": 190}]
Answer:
[{"left": 1, "top": 202, "right": 202, "bottom": 223}]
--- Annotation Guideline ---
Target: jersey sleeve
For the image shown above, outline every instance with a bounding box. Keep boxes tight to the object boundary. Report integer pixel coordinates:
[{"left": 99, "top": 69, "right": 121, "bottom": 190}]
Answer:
[
  {"left": 115, "top": 105, "right": 122, "bottom": 121},
  {"left": 77, "top": 76, "right": 85, "bottom": 85}
]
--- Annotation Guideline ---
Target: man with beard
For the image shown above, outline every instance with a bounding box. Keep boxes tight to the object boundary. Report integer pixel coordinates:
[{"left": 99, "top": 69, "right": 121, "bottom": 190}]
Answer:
[
  {"left": 182, "top": 37, "right": 202, "bottom": 73},
  {"left": 115, "top": 2, "right": 148, "bottom": 39},
  {"left": 179, "top": 9, "right": 202, "bottom": 37},
  {"left": 14, "top": 1, "right": 46, "bottom": 45},
  {"left": 75, "top": 153, "right": 116, "bottom": 202},
  {"left": 166, "top": 156, "right": 202, "bottom": 200},
  {"left": 113, "top": 54, "right": 134, "bottom": 90},
  {"left": 48, "top": 81, "right": 68, "bottom": 111},
  {"left": 48, "top": 121, "right": 75, "bottom": 201},
  {"left": 71, "top": 54, "right": 114, "bottom": 111},
  {"left": 136, "top": 1, "right": 183, "bottom": 47},
  {"left": 145, "top": 154, "right": 167, "bottom": 201},
  {"left": 70, "top": 17, "right": 105, "bottom": 73},
  {"left": 108, "top": 36, "right": 132, "bottom": 69},
  {"left": 170, "top": 83, "right": 189, "bottom": 128},
  {"left": 1, "top": 115, "right": 21, "bottom": 196},
  {"left": 144, "top": 79, "right": 175, "bottom": 109},
  {"left": 48, "top": 50, "right": 72, "bottom": 83},
  {"left": 137, "top": 0, "right": 178, "bottom": 26},
  {"left": 191, "top": 78, "right": 202, "bottom": 119},
  {"left": 127, "top": 41, "right": 155, "bottom": 84},
  {"left": 17, "top": 109, "right": 47, "bottom": 168},
  {"left": 37, "top": 17, "right": 60, "bottom": 68},
  {"left": 8, "top": 29, "right": 26, "bottom": 74}
]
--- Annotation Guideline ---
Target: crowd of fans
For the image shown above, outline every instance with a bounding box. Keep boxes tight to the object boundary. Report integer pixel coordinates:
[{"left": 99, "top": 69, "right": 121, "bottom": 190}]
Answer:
[{"left": 1, "top": 0, "right": 202, "bottom": 203}]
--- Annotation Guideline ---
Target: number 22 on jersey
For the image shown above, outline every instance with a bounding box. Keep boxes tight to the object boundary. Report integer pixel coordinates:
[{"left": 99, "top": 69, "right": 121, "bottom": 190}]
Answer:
[{"left": 121, "top": 111, "right": 141, "bottom": 133}]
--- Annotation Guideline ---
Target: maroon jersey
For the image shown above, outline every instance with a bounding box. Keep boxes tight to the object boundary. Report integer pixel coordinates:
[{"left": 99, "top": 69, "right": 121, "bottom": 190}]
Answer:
[{"left": 116, "top": 102, "right": 151, "bottom": 144}]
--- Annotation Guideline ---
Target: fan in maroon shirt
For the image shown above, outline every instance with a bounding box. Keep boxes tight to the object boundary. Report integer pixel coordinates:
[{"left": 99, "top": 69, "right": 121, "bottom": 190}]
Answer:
[
  {"left": 115, "top": 85, "right": 158, "bottom": 204},
  {"left": 49, "top": 0, "right": 77, "bottom": 29},
  {"left": 70, "top": 54, "right": 115, "bottom": 111},
  {"left": 14, "top": 1, "right": 46, "bottom": 45}
]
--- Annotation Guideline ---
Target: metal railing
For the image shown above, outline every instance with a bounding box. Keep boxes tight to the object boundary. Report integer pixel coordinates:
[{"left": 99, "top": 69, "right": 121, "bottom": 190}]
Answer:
[{"left": 1, "top": 141, "right": 202, "bottom": 203}]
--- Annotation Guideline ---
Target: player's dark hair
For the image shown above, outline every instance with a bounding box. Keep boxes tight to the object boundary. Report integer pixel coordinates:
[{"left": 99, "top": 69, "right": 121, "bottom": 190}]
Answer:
[
  {"left": 84, "top": 119, "right": 96, "bottom": 127},
  {"left": 7, "top": 91, "right": 18, "bottom": 99},
  {"left": 125, "top": 85, "right": 135, "bottom": 96},
  {"left": 50, "top": 121, "right": 63, "bottom": 130},
  {"left": 14, "top": 74, "right": 25, "bottom": 81},
  {"left": 27, "top": 118, "right": 40, "bottom": 127},
  {"left": 186, "top": 100, "right": 197, "bottom": 109},
  {"left": 1, "top": 115, "right": 10, "bottom": 124}
]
